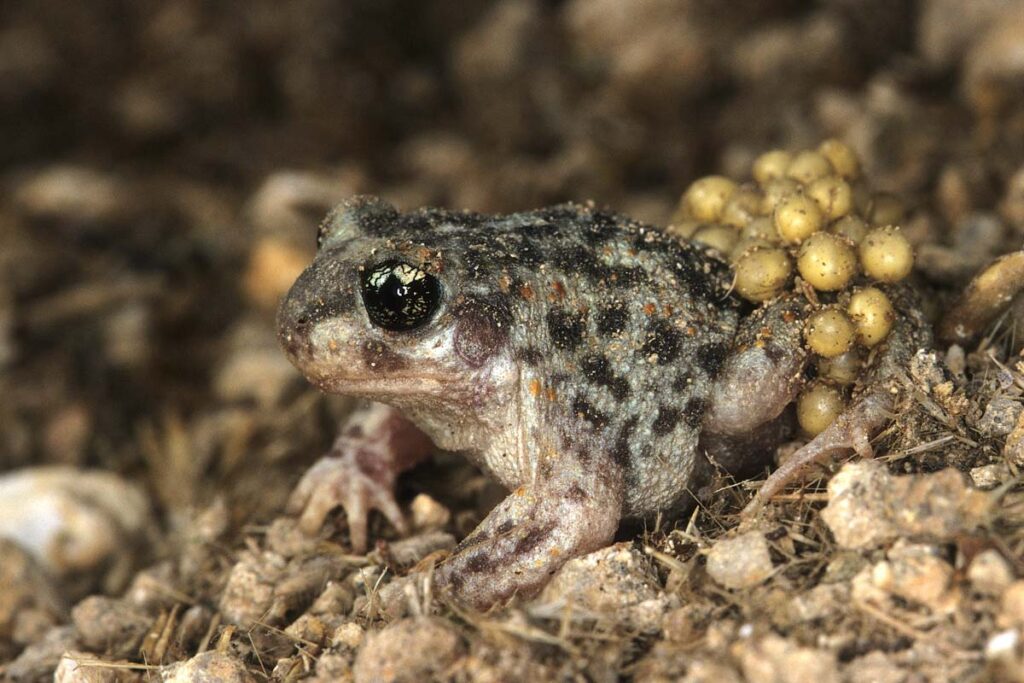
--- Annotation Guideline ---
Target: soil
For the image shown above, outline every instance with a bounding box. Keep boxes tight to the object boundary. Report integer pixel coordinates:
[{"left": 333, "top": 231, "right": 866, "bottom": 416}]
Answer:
[{"left": 1, "top": 1, "right": 1024, "bottom": 681}]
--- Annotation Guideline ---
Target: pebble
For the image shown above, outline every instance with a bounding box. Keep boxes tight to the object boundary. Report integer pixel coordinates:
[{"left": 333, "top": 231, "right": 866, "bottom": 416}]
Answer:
[
  {"left": 968, "top": 549, "right": 1015, "bottom": 596},
  {"left": 53, "top": 651, "right": 131, "bottom": 683},
  {"left": 14, "top": 166, "right": 127, "bottom": 229},
  {"left": 0, "top": 538, "right": 64, "bottom": 658},
  {"left": 370, "top": 531, "right": 455, "bottom": 569},
  {"left": 1004, "top": 411, "right": 1024, "bottom": 467},
  {"left": 537, "top": 543, "right": 668, "bottom": 632},
  {"left": 705, "top": 532, "right": 774, "bottom": 590},
  {"left": 352, "top": 617, "right": 464, "bottom": 683},
  {"left": 970, "top": 462, "right": 1011, "bottom": 489},
  {"left": 821, "top": 460, "right": 990, "bottom": 549},
  {"left": 0, "top": 467, "right": 153, "bottom": 592},
  {"left": 977, "top": 396, "right": 1023, "bottom": 438},
  {"left": 869, "top": 541, "right": 958, "bottom": 613},
  {"left": 71, "top": 596, "right": 152, "bottom": 659},
  {"left": 161, "top": 651, "right": 255, "bottom": 683},
  {"left": 843, "top": 651, "right": 907, "bottom": 683},
  {"left": 999, "top": 581, "right": 1024, "bottom": 628},
  {"left": 409, "top": 493, "right": 451, "bottom": 531},
  {"left": 733, "top": 634, "right": 840, "bottom": 683}
]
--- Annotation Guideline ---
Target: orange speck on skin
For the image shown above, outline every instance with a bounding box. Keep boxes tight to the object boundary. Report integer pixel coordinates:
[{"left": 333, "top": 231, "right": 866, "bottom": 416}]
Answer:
[
  {"left": 663, "top": 304, "right": 674, "bottom": 316},
  {"left": 328, "top": 339, "right": 339, "bottom": 351},
  {"left": 545, "top": 387, "right": 558, "bottom": 401},
  {"left": 643, "top": 302, "right": 657, "bottom": 315},
  {"left": 783, "top": 311, "right": 797, "bottom": 323},
  {"left": 550, "top": 281, "right": 566, "bottom": 300},
  {"left": 685, "top": 326, "right": 697, "bottom": 336},
  {"left": 519, "top": 283, "right": 535, "bottom": 300},
  {"left": 529, "top": 378, "right": 542, "bottom": 397}
]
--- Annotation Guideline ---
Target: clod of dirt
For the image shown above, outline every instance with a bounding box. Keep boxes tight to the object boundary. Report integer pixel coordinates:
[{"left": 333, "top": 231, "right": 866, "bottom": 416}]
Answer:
[
  {"left": 1004, "top": 411, "right": 1024, "bottom": 467},
  {"left": 821, "top": 460, "right": 991, "bottom": 549},
  {"left": 536, "top": 542, "right": 669, "bottom": 632},
  {"left": 53, "top": 651, "right": 134, "bottom": 682},
  {"left": 853, "top": 540, "right": 959, "bottom": 613},
  {"left": 370, "top": 531, "right": 455, "bottom": 569},
  {"left": 0, "top": 467, "right": 154, "bottom": 598},
  {"left": 70, "top": 597, "right": 152, "bottom": 659},
  {"left": 705, "top": 531, "right": 774, "bottom": 590},
  {"left": 0, "top": 539, "right": 63, "bottom": 662},
  {"left": 977, "top": 396, "right": 1023, "bottom": 438},
  {"left": 161, "top": 651, "right": 255, "bottom": 683},
  {"left": 733, "top": 634, "right": 839, "bottom": 683},
  {"left": 352, "top": 617, "right": 464, "bottom": 683}
]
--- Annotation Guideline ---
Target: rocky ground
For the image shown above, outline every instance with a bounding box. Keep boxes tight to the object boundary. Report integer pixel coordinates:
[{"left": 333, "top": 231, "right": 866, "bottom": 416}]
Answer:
[{"left": 1, "top": 1, "right": 1024, "bottom": 681}]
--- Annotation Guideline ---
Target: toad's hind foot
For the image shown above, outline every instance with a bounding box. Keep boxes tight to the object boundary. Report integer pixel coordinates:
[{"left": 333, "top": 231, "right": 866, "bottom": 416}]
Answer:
[
  {"left": 741, "top": 389, "right": 891, "bottom": 518},
  {"left": 434, "top": 460, "right": 624, "bottom": 610}
]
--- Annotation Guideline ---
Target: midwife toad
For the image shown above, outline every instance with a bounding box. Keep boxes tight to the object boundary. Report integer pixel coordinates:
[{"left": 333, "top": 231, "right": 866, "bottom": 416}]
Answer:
[{"left": 277, "top": 193, "right": 931, "bottom": 609}]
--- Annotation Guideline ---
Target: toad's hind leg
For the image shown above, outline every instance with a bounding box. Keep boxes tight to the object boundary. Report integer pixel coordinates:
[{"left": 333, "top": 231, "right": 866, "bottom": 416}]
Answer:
[
  {"left": 434, "top": 452, "right": 624, "bottom": 610},
  {"left": 741, "top": 284, "right": 932, "bottom": 517}
]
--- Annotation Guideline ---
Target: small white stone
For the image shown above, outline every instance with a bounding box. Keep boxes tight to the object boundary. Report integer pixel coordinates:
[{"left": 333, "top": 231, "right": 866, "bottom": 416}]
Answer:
[
  {"left": 706, "top": 532, "right": 774, "bottom": 590},
  {"left": 986, "top": 629, "right": 1019, "bottom": 659},
  {"left": 968, "top": 549, "right": 1015, "bottom": 596},
  {"left": 410, "top": 493, "right": 452, "bottom": 531}
]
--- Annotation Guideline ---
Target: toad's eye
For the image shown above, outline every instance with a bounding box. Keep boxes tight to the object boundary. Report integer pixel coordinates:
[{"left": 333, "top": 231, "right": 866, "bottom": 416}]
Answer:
[{"left": 361, "top": 259, "right": 442, "bottom": 331}]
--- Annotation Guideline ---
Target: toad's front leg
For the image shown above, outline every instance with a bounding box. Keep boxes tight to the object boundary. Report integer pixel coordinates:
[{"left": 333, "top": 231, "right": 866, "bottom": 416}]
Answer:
[{"left": 434, "top": 452, "right": 624, "bottom": 610}]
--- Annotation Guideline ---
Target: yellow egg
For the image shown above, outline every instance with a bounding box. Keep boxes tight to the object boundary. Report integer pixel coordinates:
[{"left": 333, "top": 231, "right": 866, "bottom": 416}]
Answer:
[
  {"left": 817, "top": 350, "right": 863, "bottom": 385},
  {"left": 804, "top": 308, "right": 856, "bottom": 358},
  {"left": 752, "top": 150, "right": 793, "bottom": 184},
  {"left": 734, "top": 247, "right": 792, "bottom": 302},
  {"left": 818, "top": 139, "right": 860, "bottom": 180},
  {"left": 721, "top": 186, "right": 763, "bottom": 228},
  {"left": 692, "top": 223, "right": 740, "bottom": 254},
  {"left": 681, "top": 176, "right": 737, "bottom": 222},
  {"left": 859, "top": 227, "right": 913, "bottom": 282},
  {"left": 774, "top": 194, "right": 824, "bottom": 244},
  {"left": 867, "top": 192, "right": 905, "bottom": 226},
  {"left": 830, "top": 215, "right": 869, "bottom": 244},
  {"left": 847, "top": 286, "right": 895, "bottom": 346},
  {"left": 806, "top": 176, "right": 853, "bottom": 220},
  {"left": 760, "top": 178, "right": 802, "bottom": 214},
  {"left": 796, "top": 232, "right": 858, "bottom": 291},
  {"left": 740, "top": 216, "right": 778, "bottom": 245},
  {"left": 797, "top": 383, "right": 846, "bottom": 435},
  {"left": 786, "top": 150, "right": 832, "bottom": 185}
]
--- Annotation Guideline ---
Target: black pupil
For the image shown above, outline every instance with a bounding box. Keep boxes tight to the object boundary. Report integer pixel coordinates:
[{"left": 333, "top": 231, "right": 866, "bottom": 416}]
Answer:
[{"left": 361, "top": 260, "right": 441, "bottom": 331}]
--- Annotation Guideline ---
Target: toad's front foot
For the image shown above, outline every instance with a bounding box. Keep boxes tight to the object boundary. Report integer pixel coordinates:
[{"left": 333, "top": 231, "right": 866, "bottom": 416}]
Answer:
[{"left": 287, "top": 403, "right": 433, "bottom": 553}]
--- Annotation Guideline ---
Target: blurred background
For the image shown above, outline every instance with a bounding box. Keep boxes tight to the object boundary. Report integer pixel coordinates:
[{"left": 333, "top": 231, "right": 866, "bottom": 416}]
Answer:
[{"left": 2, "top": 0, "right": 1024, "bottom": 646}]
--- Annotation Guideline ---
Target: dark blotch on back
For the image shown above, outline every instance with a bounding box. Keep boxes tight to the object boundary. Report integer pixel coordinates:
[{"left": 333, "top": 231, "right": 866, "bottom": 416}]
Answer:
[
  {"left": 696, "top": 342, "right": 729, "bottom": 377},
  {"left": 516, "top": 346, "right": 544, "bottom": 366},
  {"left": 596, "top": 307, "right": 628, "bottom": 336},
  {"left": 683, "top": 397, "right": 707, "bottom": 428},
  {"left": 610, "top": 415, "right": 639, "bottom": 467},
  {"left": 572, "top": 396, "right": 609, "bottom": 430},
  {"left": 547, "top": 309, "right": 586, "bottom": 351},
  {"left": 652, "top": 407, "right": 681, "bottom": 436},
  {"left": 580, "top": 354, "right": 630, "bottom": 401},
  {"left": 640, "top": 319, "right": 682, "bottom": 365}
]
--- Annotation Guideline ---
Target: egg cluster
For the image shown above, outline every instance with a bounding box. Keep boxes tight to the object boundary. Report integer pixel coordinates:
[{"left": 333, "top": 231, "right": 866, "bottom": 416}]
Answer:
[{"left": 670, "top": 140, "right": 915, "bottom": 436}]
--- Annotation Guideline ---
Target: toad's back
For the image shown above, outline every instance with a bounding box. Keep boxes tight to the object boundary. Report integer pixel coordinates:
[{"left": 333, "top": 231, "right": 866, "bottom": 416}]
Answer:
[{"left": 349, "top": 202, "right": 742, "bottom": 514}]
